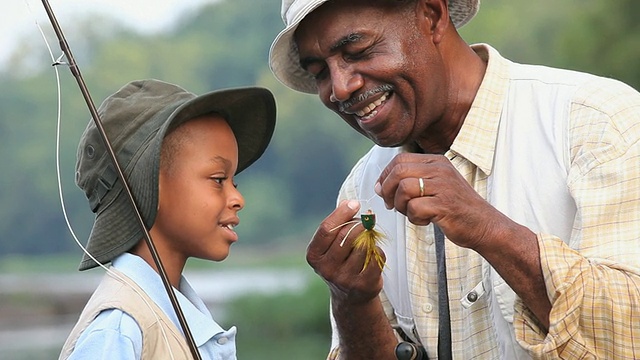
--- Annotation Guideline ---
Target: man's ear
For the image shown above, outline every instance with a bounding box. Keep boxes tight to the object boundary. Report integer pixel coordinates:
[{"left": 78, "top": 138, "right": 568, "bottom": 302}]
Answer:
[{"left": 417, "top": 0, "right": 450, "bottom": 44}]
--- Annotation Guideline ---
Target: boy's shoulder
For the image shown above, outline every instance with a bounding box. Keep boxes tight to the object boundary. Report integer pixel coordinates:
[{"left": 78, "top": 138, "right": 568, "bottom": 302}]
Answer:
[{"left": 60, "top": 269, "right": 189, "bottom": 359}]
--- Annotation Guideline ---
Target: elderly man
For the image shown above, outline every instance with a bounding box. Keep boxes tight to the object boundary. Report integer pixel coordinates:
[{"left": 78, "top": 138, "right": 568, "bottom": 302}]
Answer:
[{"left": 270, "top": 0, "right": 640, "bottom": 359}]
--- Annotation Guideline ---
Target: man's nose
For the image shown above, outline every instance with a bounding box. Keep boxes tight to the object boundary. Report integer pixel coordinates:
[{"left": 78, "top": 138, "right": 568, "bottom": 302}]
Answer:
[{"left": 329, "top": 63, "right": 363, "bottom": 104}]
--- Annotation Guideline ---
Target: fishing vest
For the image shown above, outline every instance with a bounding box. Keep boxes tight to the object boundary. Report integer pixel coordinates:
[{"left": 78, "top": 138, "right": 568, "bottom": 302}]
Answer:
[{"left": 59, "top": 268, "right": 192, "bottom": 359}]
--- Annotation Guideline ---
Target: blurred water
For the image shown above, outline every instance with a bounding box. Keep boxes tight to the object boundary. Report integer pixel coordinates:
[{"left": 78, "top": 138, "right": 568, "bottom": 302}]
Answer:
[{"left": 0, "top": 268, "right": 310, "bottom": 359}]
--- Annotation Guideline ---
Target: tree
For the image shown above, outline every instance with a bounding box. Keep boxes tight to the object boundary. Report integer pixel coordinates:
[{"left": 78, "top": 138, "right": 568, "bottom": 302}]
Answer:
[{"left": 1, "top": 0, "right": 638, "bottom": 256}]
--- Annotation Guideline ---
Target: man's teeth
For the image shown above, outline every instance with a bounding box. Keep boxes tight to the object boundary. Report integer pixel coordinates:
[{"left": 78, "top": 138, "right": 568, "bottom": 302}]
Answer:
[
  {"left": 361, "top": 110, "right": 378, "bottom": 120},
  {"left": 355, "top": 92, "right": 389, "bottom": 118},
  {"left": 224, "top": 224, "right": 234, "bottom": 230}
]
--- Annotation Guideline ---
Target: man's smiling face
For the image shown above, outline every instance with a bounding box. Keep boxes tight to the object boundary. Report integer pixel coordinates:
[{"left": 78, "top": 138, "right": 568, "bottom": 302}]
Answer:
[{"left": 294, "top": 0, "right": 449, "bottom": 148}]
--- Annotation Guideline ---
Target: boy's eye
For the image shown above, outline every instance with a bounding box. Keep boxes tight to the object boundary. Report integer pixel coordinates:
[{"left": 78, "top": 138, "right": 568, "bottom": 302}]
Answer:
[
  {"left": 211, "top": 177, "right": 238, "bottom": 189},
  {"left": 211, "top": 177, "right": 227, "bottom": 185}
]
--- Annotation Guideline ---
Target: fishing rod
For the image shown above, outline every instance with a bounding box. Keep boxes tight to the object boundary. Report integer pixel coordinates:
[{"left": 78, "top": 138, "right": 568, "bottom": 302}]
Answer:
[{"left": 39, "top": 1, "right": 202, "bottom": 358}]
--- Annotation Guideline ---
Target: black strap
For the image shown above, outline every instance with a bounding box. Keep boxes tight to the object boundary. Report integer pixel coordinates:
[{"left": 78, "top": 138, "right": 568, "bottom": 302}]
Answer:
[{"left": 434, "top": 224, "right": 452, "bottom": 360}]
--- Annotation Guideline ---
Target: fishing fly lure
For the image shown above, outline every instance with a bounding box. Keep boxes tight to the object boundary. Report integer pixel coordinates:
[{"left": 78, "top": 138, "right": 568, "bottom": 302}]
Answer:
[{"left": 333, "top": 209, "right": 386, "bottom": 271}]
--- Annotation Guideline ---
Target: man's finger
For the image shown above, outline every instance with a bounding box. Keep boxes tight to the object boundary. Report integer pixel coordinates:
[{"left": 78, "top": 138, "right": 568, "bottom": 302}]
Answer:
[{"left": 308, "top": 200, "right": 361, "bottom": 255}]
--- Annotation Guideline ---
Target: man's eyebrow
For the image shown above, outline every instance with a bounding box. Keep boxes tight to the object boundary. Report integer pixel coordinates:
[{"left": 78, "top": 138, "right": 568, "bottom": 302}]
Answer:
[
  {"left": 299, "top": 33, "right": 364, "bottom": 70},
  {"left": 330, "top": 33, "right": 363, "bottom": 52}
]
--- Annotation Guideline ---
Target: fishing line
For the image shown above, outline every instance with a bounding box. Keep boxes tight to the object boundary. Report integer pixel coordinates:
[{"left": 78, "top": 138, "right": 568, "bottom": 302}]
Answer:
[
  {"left": 359, "top": 162, "right": 386, "bottom": 208},
  {"left": 26, "top": 1, "right": 176, "bottom": 358}
]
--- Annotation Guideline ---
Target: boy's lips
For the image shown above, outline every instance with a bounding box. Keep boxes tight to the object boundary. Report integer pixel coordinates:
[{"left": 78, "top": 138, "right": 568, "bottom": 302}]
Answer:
[{"left": 220, "top": 220, "right": 239, "bottom": 241}]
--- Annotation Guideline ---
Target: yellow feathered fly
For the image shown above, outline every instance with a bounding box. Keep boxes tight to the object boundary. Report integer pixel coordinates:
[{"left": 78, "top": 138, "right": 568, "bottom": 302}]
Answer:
[{"left": 332, "top": 209, "right": 386, "bottom": 272}]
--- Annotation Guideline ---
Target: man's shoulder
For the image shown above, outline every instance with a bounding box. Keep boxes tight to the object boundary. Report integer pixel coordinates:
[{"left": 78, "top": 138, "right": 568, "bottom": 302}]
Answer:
[
  {"left": 507, "top": 61, "right": 640, "bottom": 119},
  {"left": 510, "top": 61, "right": 600, "bottom": 87},
  {"left": 510, "top": 61, "right": 638, "bottom": 98},
  {"left": 478, "top": 44, "right": 636, "bottom": 96}
]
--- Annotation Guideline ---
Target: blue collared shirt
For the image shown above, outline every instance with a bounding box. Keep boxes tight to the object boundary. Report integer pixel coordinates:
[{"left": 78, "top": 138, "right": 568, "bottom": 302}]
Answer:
[{"left": 68, "top": 253, "right": 237, "bottom": 359}]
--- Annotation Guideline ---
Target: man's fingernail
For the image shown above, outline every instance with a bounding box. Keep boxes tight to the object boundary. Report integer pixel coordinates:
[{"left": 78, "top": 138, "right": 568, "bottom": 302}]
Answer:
[
  {"left": 347, "top": 200, "right": 360, "bottom": 210},
  {"left": 374, "top": 182, "right": 382, "bottom": 196}
]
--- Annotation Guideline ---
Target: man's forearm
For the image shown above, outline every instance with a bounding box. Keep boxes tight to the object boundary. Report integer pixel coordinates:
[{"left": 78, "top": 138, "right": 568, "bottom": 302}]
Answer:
[
  {"left": 475, "top": 219, "right": 551, "bottom": 330},
  {"left": 332, "top": 295, "right": 398, "bottom": 360}
]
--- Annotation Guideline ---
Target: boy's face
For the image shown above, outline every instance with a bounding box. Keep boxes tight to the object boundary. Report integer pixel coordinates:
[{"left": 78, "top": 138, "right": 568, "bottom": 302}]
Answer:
[{"left": 153, "top": 114, "right": 244, "bottom": 263}]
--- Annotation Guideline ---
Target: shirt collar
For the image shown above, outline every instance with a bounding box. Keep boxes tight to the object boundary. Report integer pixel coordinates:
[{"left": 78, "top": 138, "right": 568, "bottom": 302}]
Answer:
[
  {"left": 448, "top": 44, "right": 510, "bottom": 175},
  {"left": 112, "top": 253, "right": 225, "bottom": 346}
]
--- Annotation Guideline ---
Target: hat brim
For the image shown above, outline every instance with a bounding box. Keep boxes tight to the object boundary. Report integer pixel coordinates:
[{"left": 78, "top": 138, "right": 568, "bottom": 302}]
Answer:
[
  {"left": 79, "top": 86, "right": 276, "bottom": 271},
  {"left": 269, "top": 0, "right": 480, "bottom": 94},
  {"left": 165, "top": 87, "right": 277, "bottom": 175}
]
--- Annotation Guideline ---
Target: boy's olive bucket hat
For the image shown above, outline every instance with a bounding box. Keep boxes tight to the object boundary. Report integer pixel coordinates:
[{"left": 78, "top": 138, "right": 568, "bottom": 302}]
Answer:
[{"left": 75, "top": 79, "right": 276, "bottom": 270}]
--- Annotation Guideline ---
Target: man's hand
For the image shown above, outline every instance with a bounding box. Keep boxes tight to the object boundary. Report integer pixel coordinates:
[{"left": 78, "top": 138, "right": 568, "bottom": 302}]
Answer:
[
  {"left": 375, "top": 153, "right": 513, "bottom": 251},
  {"left": 306, "top": 199, "right": 385, "bottom": 304},
  {"left": 376, "top": 153, "right": 550, "bottom": 328},
  {"left": 307, "top": 200, "right": 397, "bottom": 359}
]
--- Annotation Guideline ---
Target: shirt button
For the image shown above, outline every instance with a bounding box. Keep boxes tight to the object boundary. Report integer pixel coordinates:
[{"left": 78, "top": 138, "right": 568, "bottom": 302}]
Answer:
[
  {"left": 467, "top": 291, "right": 478, "bottom": 302},
  {"left": 423, "top": 303, "right": 433, "bottom": 313},
  {"left": 217, "top": 337, "right": 229, "bottom": 345}
]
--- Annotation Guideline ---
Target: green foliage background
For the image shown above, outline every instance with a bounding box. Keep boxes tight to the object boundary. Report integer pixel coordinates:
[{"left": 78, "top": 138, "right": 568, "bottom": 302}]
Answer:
[
  {"left": 1, "top": 0, "right": 639, "bottom": 258},
  {"left": 0, "top": 0, "right": 639, "bottom": 358}
]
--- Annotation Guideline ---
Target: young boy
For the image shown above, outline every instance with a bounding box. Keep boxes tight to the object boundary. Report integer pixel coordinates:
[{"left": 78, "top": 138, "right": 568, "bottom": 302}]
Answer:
[{"left": 59, "top": 79, "right": 276, "bottom": 359}]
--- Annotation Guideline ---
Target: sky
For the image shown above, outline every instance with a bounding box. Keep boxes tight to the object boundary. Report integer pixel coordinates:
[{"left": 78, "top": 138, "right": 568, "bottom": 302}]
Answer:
[{"left": 1, "top": 0, "right": 220, "bottom": 66}]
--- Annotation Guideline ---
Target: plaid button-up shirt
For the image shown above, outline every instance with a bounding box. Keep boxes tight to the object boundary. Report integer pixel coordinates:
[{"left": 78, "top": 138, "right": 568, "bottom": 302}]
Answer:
[{"left": 329, "top": 44, "right": 640, "bottom": 359}]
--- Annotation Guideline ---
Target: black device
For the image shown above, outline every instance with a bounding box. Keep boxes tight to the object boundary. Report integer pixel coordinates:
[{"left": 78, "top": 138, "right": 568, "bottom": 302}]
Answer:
[{"left": 395, "top": 341, "right": 429, "bottom": 360}]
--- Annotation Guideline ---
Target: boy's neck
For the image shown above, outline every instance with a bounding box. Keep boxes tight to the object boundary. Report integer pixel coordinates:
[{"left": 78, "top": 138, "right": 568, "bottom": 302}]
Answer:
[{"left": 129, "top": 241, "right": 186, "bottom": 289}]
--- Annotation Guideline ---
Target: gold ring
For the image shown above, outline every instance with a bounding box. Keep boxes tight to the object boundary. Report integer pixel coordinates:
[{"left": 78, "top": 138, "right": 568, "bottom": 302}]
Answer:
[{"left": 418, "top": 177, "right": 424, "bottom": 197}]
